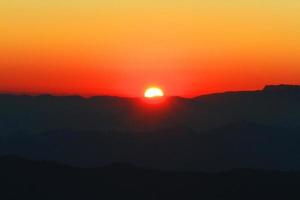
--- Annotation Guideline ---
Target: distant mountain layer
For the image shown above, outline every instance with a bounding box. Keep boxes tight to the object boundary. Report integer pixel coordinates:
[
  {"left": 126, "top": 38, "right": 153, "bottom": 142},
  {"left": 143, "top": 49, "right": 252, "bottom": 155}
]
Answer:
[
  {"left": 263, "top": 84, "right": 300, "bottom": 92},
  {"left": 0, "top": 156, "right": 300, "bottom": 200},
  {"left": 0, "top": 85, "right": 300, "bottom": 170},
  {"left": 1, "top": 84, "right": 299, "bottom": 132}
]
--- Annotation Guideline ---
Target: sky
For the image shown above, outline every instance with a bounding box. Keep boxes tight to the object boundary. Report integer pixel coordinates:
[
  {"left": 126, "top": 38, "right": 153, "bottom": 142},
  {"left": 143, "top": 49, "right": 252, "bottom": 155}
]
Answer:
[{"left": 0, "top": 0, "right": 300, "bottom": 97}]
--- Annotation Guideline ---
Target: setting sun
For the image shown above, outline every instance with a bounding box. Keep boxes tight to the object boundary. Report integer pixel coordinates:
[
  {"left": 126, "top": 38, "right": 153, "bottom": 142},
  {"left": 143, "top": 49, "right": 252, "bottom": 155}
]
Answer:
[{"left": 144, "top": 87, "right": 164, "bottom": 98}]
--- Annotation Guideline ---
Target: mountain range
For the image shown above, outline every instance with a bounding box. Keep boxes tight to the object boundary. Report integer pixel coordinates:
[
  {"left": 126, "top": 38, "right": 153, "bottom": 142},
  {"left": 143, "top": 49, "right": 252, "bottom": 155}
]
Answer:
[
  {"left": 0, "top": 156, "right": 300, "bottom": 200},
  {"left": 0, "top": 84, "right": 300, "bottom": 171}
]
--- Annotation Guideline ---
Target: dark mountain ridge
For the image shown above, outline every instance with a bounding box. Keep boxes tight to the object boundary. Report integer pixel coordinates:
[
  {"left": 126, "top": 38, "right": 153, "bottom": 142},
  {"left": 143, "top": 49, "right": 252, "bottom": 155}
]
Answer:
[
  {"left": 0, "top": 156, "right": 300, "bottom": 200},
  {"left": 0, "top": 85, "right": 300, "bottom": 170}
]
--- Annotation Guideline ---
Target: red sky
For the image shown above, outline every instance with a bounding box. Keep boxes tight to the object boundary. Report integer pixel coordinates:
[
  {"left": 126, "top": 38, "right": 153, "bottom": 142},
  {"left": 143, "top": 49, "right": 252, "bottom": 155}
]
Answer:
[{"left": 0, "top": 1, "right": 300, "bottom": 97}]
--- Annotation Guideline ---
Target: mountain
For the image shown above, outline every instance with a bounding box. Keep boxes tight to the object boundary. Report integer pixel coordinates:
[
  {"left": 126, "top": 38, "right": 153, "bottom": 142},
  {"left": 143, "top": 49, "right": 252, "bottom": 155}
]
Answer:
[
  {"left": 0, "top": 85, "right": 300, "bottom": 170},
  {"left": 0, "top": 156, "right": 300, "bottom": 200}
]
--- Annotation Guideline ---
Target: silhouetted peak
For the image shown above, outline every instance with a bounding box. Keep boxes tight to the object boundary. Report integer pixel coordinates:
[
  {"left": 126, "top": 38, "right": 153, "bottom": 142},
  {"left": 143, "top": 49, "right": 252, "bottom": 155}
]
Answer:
[{"left": 263, "top": 84, "right": 300, "bottom": 93}]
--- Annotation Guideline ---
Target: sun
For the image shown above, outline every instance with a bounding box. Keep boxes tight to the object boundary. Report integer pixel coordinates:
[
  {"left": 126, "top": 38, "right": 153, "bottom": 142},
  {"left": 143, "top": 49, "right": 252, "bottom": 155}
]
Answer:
[{"left": 144, "top": 87, "right": 164, "bottom": 98}]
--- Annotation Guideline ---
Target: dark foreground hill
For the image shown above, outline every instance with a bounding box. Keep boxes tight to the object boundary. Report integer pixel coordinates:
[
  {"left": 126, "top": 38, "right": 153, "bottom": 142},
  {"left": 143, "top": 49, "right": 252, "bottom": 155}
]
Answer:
[
  {"left": 0, "top": 156, "right": 300, "bottom": 200},
  {"left": 0, "top": 84, "right": 300, "bottom": 170}
]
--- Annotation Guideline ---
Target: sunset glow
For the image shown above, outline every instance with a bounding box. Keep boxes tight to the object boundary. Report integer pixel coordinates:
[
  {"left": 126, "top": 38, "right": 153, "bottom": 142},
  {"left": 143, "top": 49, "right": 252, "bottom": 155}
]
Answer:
[
  {"left": 144, "top": 87, "right": 164, "bottom": 98},
  {"left": 0, "top": 1, "right": 300, "bottom": 97}
]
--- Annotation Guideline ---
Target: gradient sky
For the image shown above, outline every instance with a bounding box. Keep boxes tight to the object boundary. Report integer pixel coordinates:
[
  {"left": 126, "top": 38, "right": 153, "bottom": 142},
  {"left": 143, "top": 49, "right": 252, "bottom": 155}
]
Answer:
[{"left": 0, "top": 0, "right": 300, "bottom": 97}]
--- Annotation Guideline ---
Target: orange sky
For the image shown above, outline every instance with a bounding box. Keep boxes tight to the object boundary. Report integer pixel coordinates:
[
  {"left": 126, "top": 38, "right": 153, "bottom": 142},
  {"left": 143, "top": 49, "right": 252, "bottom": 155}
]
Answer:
[{"left": 0, "top": 0, "right": 300, "bottom": 97}]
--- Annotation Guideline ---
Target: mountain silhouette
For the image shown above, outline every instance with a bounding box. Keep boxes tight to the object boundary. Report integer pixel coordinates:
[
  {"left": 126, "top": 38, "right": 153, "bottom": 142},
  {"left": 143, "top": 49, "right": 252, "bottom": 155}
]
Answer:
[
  {"left": 0, "top": 85, "right": 300, "bottom": 170},
  {"left": 0, "top": 156, "right": 300, "bottom": 200}
]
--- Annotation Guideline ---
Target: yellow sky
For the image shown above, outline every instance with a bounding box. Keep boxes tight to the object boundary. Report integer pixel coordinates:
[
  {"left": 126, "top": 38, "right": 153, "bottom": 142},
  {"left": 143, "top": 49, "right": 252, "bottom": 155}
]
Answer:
[{"left": 0, "top": 0, "right": 299, "bottom": 96}]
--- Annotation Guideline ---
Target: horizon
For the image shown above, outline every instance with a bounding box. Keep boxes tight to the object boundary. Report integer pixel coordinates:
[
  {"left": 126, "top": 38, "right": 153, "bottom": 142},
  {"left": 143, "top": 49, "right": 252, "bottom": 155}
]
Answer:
[{"left": 0, "top": 84, "right": 299, "bottom": 98}]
